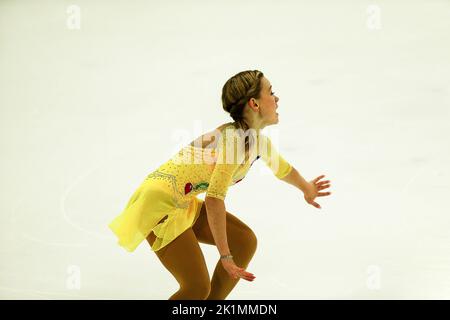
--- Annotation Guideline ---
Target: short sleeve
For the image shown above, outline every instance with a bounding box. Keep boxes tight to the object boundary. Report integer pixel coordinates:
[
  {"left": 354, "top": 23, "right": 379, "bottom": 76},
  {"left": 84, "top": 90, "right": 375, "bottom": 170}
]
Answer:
[
  {"left": 205, "top": 126, "right": 243, "bottom": 200},
  {"left": 258, "top": 134, "right": 293, "bottom": 179}
]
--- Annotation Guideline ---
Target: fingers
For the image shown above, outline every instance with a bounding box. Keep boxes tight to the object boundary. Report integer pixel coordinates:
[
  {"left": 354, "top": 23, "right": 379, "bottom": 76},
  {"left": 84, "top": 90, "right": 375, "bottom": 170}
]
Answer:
[
  {"left": 234, "top": 269, "right": 256, "bottom": 282},
  {"left": 310, "top": 201, "right": 321, "bottom": 209},
  {"left": 238, "top": 274, "right": 255, "bottom": 281},
  {"left": 237, "top": 270, "right": 255, "bottom": 281},
  {"left": 240, "top": 272, "right": 256, "bottom": 282},
  {"left": 317, "top": 191, "right": 331, "bottom": 196},
  {"left": 317, "top": 180, "right": 330, "bottom": 186},
  {"left": 312, "top": 175, "right": 326, "bottom": 183}
]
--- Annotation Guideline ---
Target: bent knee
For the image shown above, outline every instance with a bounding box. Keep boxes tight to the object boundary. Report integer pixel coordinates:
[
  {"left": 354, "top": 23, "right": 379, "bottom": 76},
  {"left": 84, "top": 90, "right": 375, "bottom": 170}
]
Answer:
[
  {"left": 247, "top": 229, "right": 257, "bottom": 252},
  {"left": 239, "top": 227, "right": 258, "bottom": 253},
  {"left": 181, "top": 281, "right": 211, "bottom": 300}
]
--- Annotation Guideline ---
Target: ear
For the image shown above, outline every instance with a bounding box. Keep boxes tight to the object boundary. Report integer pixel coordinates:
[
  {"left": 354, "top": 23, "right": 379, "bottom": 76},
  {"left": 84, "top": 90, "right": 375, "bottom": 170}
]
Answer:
[{"left": 247, "top": 98, "right": 259, "bottom": 110}]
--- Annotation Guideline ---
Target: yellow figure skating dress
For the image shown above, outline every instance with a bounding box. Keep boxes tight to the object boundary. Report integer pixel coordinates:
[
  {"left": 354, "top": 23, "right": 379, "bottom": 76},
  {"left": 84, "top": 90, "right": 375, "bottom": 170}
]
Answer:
[{"left": 108, "top": 123, "right": 293, "bottom": 252}]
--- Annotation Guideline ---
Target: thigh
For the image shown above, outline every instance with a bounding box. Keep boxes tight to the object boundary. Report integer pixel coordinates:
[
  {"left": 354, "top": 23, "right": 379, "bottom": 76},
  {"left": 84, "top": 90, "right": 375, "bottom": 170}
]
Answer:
[
  {"left": 146, "top": 227, "right": 210, "bottom": 285},
  {"left": 192, "top": 201, "right": 255, "bottom": 246}
]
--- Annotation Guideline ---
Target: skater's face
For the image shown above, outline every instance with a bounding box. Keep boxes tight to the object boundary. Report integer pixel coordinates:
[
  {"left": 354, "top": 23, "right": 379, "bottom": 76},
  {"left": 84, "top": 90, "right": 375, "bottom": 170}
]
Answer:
[{"left": 248, "top": 76, "right": 280, "bottom": 126}]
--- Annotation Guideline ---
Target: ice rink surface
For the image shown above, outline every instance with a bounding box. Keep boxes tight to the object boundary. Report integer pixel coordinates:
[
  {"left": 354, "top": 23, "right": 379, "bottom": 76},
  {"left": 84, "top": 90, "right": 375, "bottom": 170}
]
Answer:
[{"left": 1, "top": 0, "right": 449, "bottom": 299}]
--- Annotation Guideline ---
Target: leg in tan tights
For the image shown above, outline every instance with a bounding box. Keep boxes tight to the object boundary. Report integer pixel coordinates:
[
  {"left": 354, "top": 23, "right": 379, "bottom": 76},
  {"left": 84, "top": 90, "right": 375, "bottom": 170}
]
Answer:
[{"left": 146, "top": 202, "right": 257, "bottom": 300}]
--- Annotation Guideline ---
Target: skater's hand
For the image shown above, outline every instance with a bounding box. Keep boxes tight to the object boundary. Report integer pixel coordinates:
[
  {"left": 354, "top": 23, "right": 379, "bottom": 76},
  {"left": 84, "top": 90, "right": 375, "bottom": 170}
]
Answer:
[
  {"left": 303, "top": 174, "right": 332, "bottom": 209},
  {"left": 221, "top": 258, "right": 255, "bottom": 282}
]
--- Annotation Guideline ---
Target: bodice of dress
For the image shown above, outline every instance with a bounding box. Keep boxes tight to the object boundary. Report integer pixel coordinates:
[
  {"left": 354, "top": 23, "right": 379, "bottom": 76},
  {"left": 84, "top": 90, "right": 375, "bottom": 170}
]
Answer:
[{"left": 145, "top": 124, "right": 293, "bottom": 201}]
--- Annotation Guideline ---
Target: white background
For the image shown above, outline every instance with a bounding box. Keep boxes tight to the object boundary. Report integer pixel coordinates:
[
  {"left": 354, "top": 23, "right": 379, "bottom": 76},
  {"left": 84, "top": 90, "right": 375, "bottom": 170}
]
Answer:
[{"left": 1, "top": 0, "right": 449, "bottom": 299}]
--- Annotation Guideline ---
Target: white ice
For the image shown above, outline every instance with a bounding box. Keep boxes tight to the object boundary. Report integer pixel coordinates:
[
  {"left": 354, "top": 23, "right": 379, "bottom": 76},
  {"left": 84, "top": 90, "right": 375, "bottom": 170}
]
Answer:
[{"left": 0, "top": 0, "right": 449, "bottom": 299}]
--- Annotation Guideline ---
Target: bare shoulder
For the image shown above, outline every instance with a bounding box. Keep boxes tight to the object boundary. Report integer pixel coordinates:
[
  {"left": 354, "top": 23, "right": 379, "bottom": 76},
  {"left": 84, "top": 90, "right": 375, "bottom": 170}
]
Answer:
[
  {"left": 189, "top": 122, "right": 235, "bottom": 148},
  {"left": 215, "top": 121, "right": 235, "bottom": 131}
]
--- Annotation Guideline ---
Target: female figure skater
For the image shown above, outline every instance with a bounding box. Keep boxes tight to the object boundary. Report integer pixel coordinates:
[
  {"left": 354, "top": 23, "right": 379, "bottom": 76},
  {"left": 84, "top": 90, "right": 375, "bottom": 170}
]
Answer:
[{"left": 108, "top": 70, "right": 332, "bottom": 300}]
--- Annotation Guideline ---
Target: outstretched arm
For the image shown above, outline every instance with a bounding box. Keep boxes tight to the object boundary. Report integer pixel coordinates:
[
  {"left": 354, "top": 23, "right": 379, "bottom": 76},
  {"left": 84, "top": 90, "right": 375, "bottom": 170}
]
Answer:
[
  {"left": 279, "top": 166, "right": 309, "bottom": 192},
  {"left": 258, "top": 135, "right": 332, "bottom": 209}
]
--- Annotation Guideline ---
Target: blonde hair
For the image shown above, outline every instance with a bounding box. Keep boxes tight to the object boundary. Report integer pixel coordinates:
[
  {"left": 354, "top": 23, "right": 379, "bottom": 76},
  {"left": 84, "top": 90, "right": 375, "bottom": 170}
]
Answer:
[
  {"left": 221, "top": 70, "right": 264, "bottom": 163},
  {"left": 221, "top": 70, "right": 264, "bottom": 132}
]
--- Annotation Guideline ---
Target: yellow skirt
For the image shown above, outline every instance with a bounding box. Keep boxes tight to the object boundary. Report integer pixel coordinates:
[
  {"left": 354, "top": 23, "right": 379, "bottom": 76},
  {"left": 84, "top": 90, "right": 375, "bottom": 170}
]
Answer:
[{"left": 108, "top": 177, "right": 204, "bottom": 253}]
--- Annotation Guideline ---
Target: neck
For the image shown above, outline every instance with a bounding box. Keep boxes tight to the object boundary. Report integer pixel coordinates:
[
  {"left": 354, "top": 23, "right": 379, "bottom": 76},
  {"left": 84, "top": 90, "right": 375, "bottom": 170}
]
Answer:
[
  {"left": 242, "top": 105, "right": 267, "bottom": 133},
  {"left": 234, "top": 119, "right": 262, "bottom": 137}
]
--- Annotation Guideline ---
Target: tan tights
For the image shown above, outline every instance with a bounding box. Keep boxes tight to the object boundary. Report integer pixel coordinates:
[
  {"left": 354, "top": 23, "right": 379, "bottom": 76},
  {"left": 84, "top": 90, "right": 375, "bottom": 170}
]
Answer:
[{"left": 146, "top": 202, "right": 257, "bottom": 300}]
